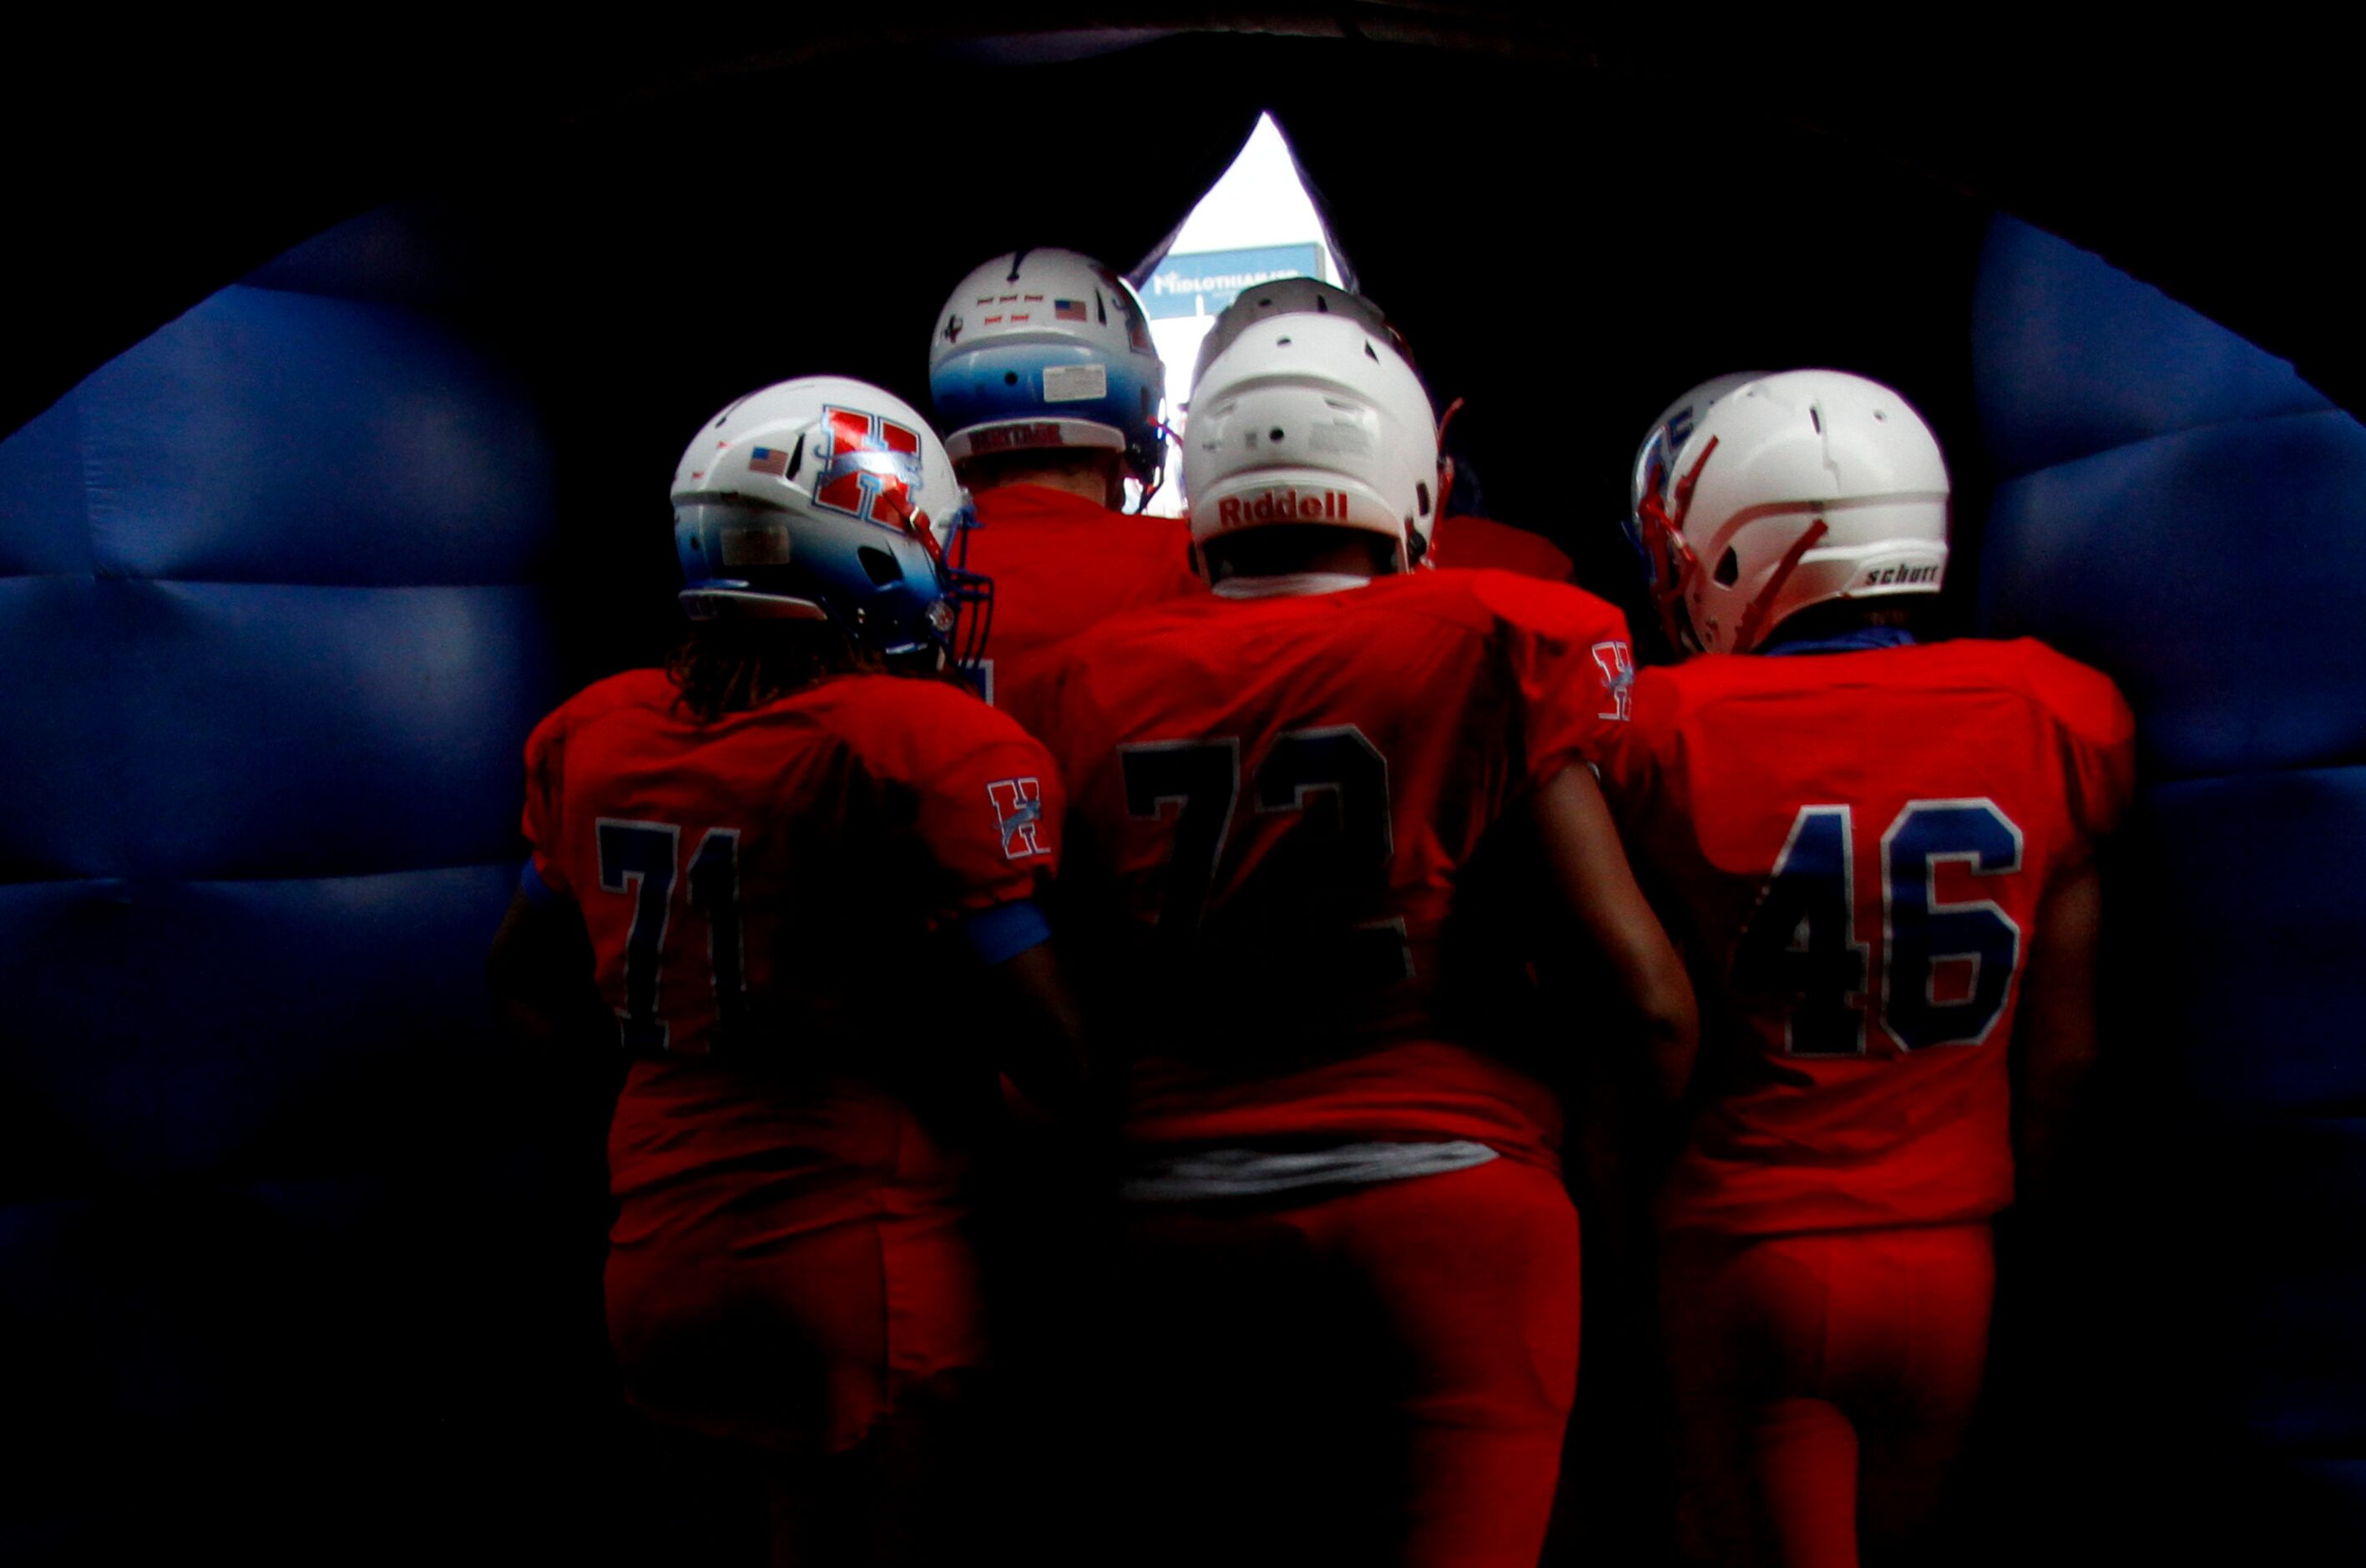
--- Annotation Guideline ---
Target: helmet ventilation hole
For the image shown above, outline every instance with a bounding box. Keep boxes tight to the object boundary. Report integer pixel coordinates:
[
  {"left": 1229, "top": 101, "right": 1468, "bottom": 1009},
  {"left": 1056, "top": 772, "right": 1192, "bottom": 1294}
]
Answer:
[
  {"left": 1269, "top": 427, "right": 1287, "bottom": 442},
  {"left": 1003, "top": 371, "right": 1019, "bottom": 386},
  {"left": 857, "top": 546, "right": 902, "bottom": 587},
  {"left": 1809, "top": 407, "right": 1823, "bottom": 434},
  {"left": 1873, "top": 408, "right": 1888, "bottom": 421},
  {"left": 1715, "top": 549, "right": 1741, "bottom": 586},
  {"left": 1277, "top": 336, "right": 1292, "bottom": 346},
  {"left": 1364, "top": 342, "right": 1379, "bottom": 362},
  {"left": 1416, "top": 482, "right": 1431, "bottom": 516}
]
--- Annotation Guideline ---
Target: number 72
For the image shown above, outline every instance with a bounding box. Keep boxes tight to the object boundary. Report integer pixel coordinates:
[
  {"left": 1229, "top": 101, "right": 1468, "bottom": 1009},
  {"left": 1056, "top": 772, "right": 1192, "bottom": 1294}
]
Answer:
[{"left": 1117, "top": 726, "right": 1411, "bottom": 982}]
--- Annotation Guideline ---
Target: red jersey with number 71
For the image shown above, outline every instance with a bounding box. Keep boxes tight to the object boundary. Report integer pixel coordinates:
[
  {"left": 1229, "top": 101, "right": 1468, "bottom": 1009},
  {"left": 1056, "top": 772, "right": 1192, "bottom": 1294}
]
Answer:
[
  {"left": 1006, "top": 569, "right": 1638, "bottom": 1169},
  {"left": 1597, "top": 639, "right": 2134, "bottom": 1237},
  {"left": 521, "top": 668, "right": 1061, "bottom": 1234}
]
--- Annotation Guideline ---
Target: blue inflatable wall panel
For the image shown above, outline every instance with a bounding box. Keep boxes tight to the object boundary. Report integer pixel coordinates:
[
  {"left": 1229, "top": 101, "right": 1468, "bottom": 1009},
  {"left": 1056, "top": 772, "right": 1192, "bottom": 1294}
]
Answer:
[
  {"left": 0, "top": 219, "right": 572, "bottom": 1563},
  {"left": 1975, "top": 214, "right": 2333, "bottom": 476},
  {"left": 2144, "top": 771, "right": 2366, "bottom": 1112},
  {"left": 1976, "top": 213, "right": 2366, "bottom": 1554},
  {"left": 0, "top": 400, "right": 89, "bottom": 574},
  {"left": 1984, "top": 411, "right": 2366, "bottom": 781}
]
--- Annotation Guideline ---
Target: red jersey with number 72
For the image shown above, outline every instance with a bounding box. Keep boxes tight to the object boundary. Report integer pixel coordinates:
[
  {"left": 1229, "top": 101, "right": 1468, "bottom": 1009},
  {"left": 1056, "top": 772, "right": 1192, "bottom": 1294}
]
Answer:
[
  {"left": 521, "top": 668, "right": 1061, "bottom": 1233},
  {"left": 1006, "top": 569, "right": 1638, "bottom": 1170},
  {"left": 1597, "top": 639, "right": 2135, "bottom": 1237}
]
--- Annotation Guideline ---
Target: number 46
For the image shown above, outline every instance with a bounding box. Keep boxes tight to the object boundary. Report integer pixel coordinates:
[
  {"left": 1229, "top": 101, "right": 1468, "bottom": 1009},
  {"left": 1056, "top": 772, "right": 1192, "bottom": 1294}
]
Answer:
[{"left": 1732, "top": 799, "right": 2025, "bottom": 1056}]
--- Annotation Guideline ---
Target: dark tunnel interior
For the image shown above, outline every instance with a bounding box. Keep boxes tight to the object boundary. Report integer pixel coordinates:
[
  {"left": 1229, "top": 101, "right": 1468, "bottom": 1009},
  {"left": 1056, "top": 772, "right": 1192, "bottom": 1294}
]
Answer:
[{"left": 3, "top": 14, "right": 2359, "bottom": 1565}]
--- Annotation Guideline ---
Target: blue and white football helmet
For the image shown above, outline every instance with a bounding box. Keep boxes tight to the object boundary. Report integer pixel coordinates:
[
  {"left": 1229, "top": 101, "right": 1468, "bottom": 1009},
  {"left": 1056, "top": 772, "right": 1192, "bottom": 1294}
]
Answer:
[
  {"left": 671, "top": 377, "right": 990, "bottom": 667},
  {"left": 928, "top": 248, "right": 1167, "bottom": 502}
]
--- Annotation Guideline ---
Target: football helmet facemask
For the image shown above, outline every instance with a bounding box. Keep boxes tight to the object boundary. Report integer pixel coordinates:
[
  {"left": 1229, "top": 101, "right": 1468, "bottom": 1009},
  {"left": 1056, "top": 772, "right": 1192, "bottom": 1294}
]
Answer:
[
  {"left": 928, "top": 248, "right": 1167, "bottom": 503},
  {"left": 671, "top": 377, "right": 989, "bottom": 668},
  {"left": 1631, "top": 369, "right": 1949, "bottom": 655}
]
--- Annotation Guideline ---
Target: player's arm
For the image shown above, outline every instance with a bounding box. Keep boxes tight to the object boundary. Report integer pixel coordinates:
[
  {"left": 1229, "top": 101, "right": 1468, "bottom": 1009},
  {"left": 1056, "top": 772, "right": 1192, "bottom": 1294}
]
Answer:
[
  {"left": 486, "top": 882, "right": 604, "bottom": 1050},
  {"left": 2012, "top": 857, "right": 2102, "bottom": 1205},
  {"left": 958, "top": 898, "right": 1103, "bottom": 1120},
  {"left": 1531, "top": 762, "right": 1699, "bottom": 1105},
  {"left": 902, "top": 700, "right": 1106, "bottom": 1121}
]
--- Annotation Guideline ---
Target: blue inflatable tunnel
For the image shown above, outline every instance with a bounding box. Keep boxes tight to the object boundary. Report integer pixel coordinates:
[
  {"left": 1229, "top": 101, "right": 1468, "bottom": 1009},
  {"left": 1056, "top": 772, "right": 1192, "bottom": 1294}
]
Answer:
[{"left": 1, "top": 22, "right": 2360, "bottom": 1565}]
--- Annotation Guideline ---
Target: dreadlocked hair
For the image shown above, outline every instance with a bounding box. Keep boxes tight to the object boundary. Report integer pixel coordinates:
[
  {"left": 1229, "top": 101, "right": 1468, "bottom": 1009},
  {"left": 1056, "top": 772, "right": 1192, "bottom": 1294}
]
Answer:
[{"left": 669, "top": 618, "right": 882, "bottom": 721}]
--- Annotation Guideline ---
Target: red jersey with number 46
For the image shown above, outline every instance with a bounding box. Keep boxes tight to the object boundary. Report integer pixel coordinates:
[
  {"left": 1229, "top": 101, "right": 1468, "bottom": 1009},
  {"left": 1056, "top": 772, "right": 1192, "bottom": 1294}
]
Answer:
[
  {"left": 521, "top": 669, "right": 1061, "bottom": 1237},
  {"left": 961, "top": 483, "right": 1203, "bottom": 707},
  {"left": 1598, "top": 639, "right": 2134, "bottom": 1237},
  {"left": 1008, "top": 569, "right": 1638, "bottom": 1169}
]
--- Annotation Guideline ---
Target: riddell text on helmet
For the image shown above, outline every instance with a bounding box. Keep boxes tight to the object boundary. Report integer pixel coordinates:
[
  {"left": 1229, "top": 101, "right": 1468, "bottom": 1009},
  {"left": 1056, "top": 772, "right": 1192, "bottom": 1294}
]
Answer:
[{"left": 1217, "top": 488, "right": 1352, "bottom": 528}]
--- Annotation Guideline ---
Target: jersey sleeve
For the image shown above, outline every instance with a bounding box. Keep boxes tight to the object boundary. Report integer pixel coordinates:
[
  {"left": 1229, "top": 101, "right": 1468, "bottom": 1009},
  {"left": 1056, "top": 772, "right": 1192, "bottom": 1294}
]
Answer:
[
  {"left": 518, "top": 705, "right": 574, "bottom": 901},
  {"left": 1470, "top": 572, "right": 1639, "bottom": 789},
  {"left": 1591, "top": 665, "right": 1676, "bottom": 828},
  {"left": 2032, "top": 646, "right": 2139, "bottom": 847},
  {"left": 859, "top": 683, "right": 1068, "bottom": 929}
]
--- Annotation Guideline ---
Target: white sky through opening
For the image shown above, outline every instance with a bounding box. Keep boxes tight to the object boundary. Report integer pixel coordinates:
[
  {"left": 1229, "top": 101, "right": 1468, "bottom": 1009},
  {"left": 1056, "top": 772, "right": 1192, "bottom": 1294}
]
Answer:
[{"left": 1141, "top": 113, "right": 1337, "bottom": 516}]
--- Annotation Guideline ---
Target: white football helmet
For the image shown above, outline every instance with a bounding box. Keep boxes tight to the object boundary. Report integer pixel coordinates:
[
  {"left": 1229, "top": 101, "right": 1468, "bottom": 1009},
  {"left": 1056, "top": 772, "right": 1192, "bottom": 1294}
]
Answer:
[
  {"left": 1182, "top": 311, "right": 1439, "bottom": 575},
  {"left": 671, "top": 377, "right": 988, "bottom": 665},
  {"left": 1630, "top": 370, "right": 1949, "bottom": 655},
  {"left": 927, "top": 247, "right": 1167, "bottom": 497},
  {"left": 1188, "top": 277, "right": 1406, "bottom": 397}
]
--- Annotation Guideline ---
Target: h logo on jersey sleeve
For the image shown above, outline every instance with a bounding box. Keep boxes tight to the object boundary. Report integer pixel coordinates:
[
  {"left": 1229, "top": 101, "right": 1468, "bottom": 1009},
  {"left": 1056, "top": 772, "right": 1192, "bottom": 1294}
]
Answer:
[
  {"left": 988, "top": 776, "right": 1049, "bottom": 860},
  {"left": 1591, "top": 639, "right": 1636, "bottom": 721},
  {"left": 814, "top": 406, "right": 925, "bottom": 524}
]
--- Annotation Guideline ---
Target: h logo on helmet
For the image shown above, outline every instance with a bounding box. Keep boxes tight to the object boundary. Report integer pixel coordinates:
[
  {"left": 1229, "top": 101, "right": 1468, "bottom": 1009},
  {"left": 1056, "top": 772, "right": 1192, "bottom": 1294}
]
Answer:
[{"left": 814, "top": 407, "right": 925, "bottom": 525}]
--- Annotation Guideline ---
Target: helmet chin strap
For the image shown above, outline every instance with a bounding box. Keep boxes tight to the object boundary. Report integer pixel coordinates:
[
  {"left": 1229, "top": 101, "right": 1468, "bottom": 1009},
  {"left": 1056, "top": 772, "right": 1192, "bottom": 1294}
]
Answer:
[
  {"left": 1731, "top": 518, "right": 1830, "bottom": 654},
  {"left": 1133, "top": 423, "right": 1183, "bottom": 514},
  {"left": 1428, "top": 396, "right": 1464, "bottom": 566}
]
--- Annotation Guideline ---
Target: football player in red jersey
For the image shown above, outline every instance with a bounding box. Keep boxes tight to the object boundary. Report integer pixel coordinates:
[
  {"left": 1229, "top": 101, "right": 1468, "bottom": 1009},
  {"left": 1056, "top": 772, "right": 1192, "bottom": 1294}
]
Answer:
[
  {"left": 1188, "top": 276, "right": 1579, "bottom": 583},
  {"left": 928, "top": 248, "right": 1202, "bottom": 706},
  {"left": 1603, "top": 370, "right": 2136, "bottom": 1567},
  {"left": 1005, "top": 312, "right": 1697, "bottom": 1567},
  {"left": 486, "top": 377, "right": 1088, "bottom": 1565}
]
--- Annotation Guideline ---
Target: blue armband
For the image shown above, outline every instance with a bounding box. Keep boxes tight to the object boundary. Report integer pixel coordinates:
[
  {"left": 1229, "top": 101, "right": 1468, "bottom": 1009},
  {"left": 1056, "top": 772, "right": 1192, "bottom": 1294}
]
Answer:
[
  {"left": 958, "top": 898, "right": 1053, "bottom": 967},
  {"left": 518, "top": 857, "right": 559, "bottom": 908}
]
